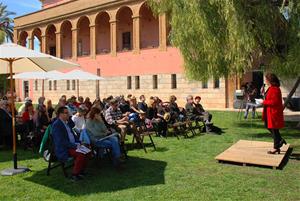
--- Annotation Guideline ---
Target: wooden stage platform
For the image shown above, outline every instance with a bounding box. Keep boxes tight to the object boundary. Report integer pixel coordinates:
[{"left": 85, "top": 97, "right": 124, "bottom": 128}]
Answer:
[{"left": 215, "top": 140, "right": 290, "bottom": 169}]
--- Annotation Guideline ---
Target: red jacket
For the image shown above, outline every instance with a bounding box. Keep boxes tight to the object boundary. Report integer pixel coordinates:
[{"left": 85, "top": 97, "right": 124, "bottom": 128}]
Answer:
[{"left": 262, "top": 86, "right": 284, "bottom": 129}]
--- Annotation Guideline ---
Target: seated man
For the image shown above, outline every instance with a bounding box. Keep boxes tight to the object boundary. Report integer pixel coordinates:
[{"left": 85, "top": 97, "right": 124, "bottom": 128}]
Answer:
[
  {"left": 105, "top": 98, "right": 134, "bottom": 143},
  {"left": 185, "top": 95, "right": 213, "bottom": 132},
  {"left": 52, "top": 106, "right": 88, "bottom": 181},
  {"left": 194, "top": 96, "right": 212, "bottom": 123},
  {"left": 168, "top": 95, "right": 185, "bottom": 123}
]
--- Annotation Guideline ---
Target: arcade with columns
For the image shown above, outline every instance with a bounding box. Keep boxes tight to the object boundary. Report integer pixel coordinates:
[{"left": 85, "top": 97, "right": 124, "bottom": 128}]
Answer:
[{"left": 13, "top": 0, "right": 242, "bottom": 108}]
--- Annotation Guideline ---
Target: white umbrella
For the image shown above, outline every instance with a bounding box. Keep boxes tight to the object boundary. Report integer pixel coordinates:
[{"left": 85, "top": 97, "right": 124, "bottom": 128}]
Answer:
[
  {"left": 11, "top": 70, "right": 67, "bottom": 97},
  {"left": 62, "top": 69, "right": 104, "bottom": 98},
  {"left": 63, "top": 69, "right": 104, "bottom": 81},
  {"left": 0, "top": 43, "right": 79, "bottom": 176},
  {"left": 12, "top": 71, "right": 47, "bottom": 79},
  {"left": 12, "top": 70, "right": 66, "bottom": 80}
]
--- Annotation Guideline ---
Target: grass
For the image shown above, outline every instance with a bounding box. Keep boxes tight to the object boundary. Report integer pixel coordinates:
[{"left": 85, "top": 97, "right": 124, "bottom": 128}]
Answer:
[{"left": 0, "top": 111, "right": 299, "bottom": 201}]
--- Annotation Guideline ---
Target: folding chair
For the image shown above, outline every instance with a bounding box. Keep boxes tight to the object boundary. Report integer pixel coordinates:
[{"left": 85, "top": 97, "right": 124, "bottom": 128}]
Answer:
[
  {"left": 133, "top": 122, "right": 156, "bottom": 153},
  {"left": 46, "top": 134, "right": 73, "bottom": 177}
]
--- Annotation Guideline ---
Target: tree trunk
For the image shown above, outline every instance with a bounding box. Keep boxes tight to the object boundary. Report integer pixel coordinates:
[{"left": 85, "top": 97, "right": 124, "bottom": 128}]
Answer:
[
  {"left": 283, "top": 77, "right": 300, "bottom": 129},
  {"left": 283, "top": 76, "right": 300, "bottom": 109}
]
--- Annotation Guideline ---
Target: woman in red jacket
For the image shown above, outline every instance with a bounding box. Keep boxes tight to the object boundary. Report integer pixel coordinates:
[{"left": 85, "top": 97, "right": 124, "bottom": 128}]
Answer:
[{"left": 262, "top": 73, "right": 286, "bottom": 154}]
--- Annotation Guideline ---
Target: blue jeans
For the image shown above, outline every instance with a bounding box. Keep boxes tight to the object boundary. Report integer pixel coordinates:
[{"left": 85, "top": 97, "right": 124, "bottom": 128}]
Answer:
[
  {"left": 95, "top": 136, "right": 121, "bottom": 161},
  {"left": 244, "top": 102, "right": 257, "bottom": 119}
]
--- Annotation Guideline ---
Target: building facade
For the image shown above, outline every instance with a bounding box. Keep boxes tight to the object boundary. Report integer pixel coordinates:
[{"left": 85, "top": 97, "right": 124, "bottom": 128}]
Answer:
[{"left": 13, "top": 0, "right": 298, "bottom": 108}]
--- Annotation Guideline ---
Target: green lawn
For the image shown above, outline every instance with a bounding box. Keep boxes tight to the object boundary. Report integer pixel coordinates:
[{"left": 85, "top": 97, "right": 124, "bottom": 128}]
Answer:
[{"left": 0, "top": 111, "right": 299, "bottom": 201}]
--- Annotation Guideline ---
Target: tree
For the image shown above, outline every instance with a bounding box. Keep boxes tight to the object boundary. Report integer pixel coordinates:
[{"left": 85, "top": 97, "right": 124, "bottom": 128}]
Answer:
[
  {"left": 149, "top": 0, "right": 300, "bottom": 81},
  {"left": 0, "top": 3, "right": 15, "bottom": 43}
]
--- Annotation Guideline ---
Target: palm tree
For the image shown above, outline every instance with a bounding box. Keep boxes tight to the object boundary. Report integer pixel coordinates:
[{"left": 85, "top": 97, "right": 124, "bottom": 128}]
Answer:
[{"left": 0, "top": 3, "right": 15, "bottom": 43}]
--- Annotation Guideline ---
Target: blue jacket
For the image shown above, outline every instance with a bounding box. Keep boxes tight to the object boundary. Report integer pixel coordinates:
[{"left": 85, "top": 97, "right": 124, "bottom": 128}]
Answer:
[{"left": 51, "top": 118, "right": 77, "bottom": 162}]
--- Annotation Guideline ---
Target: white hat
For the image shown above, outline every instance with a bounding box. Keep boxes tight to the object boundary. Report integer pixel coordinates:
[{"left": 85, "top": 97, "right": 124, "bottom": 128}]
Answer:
[{"left": 24, "top": 97, "right": 32, "bottom": 102}]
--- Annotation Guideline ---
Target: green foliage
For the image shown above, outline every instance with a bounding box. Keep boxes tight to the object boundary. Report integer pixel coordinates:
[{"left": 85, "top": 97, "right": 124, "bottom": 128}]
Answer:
[
  {"left": 149, "top": 0, "right": 300, "bottom": 80},
  {"left": 0, "top": 3, "right": 15, "bottom": 44},
  {"left": 272, "top": 0, "right": 300, "bottom": 77}
]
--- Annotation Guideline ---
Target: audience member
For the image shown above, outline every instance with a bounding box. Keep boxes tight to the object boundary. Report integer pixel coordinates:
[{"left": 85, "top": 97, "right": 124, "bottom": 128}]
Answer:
[
  {"left": 85, "top": 107, "right": 123, "bottom": 168},
  {"left": 72, "top": 105, "right": 87, "bottom": 134},
  {"left": 138, "top": 95, "right": 148, "bottom": 112},
  {"left": 52, "top": 106, "right": 88, "bottom": 181},
  {"left": 146, "top": 99, "right": 168, "bottom": 137},
  {"left": 46, "top": 99, "right": 55, "bottom": 119}
]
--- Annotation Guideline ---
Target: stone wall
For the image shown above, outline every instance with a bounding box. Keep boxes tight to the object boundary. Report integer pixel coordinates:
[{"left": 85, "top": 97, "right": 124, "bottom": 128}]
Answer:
[{"left": 31, "top": 73, "right": 226, "bottom": 108}]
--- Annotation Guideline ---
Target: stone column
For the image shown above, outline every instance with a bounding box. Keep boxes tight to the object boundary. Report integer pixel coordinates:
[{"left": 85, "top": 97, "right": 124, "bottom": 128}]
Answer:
[
  {"left": 110, "top": 20, "right": 117, "bottom": 56},
  {"left": 132, "top": 15, "right": 141, "bottom": 54},
  {"left": 56, "top": 31, "right": 62, "bottom": 58},
  {"left": 159, "top": 13, "right": 167, "bottom": 51},
  {"left": 72, "top": 28, "right": 78, "bottom": 60},
  {"left": 28, "top": 35, "right": 34, "bottom": 50},
  {"left": 90, "top": 24, "right": 96, "bottom": 59},
  {"left": 41, "top": 34, "right": 47, "bottom": 53},
  {"left": 13, "top": 29, "right": 18, "bottom": 44}
]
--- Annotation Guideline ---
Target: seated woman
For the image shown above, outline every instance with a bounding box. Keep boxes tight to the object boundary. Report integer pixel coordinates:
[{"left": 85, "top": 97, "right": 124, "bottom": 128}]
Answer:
[
  {"left": 22, "top": 102, "right": 35, "bottom": 134},
  {"left": 85, "top": 107, "right": 123, "bottom": 167},
  {"left": 146, "top": 99, "right": 168, "bottom": 137},
  {"left": 46, "top": 99, "right": 55, "bottom": 120},
  {"left": 34, "top": 97, "right": 50, "bottom": 146},
  {"left": 168, "top": 95, "right": 185, "bottom": 123},
  {"left": 128, "top": 96, "right": 144, "bottom": 126},
  {"left": 0, "top": 100, "right": 13, "bottom": 147}
]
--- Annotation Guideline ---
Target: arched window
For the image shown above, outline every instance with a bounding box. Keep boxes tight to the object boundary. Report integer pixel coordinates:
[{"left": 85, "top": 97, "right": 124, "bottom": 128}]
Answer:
[
  {"left": 77, "top": 16, "right": 90, "bottom": 56},
  {"left": 140, "top": 3, "right": 159, "bottom": 49},
  {"left": 116, "top": 7, "right": 133, "bottom": 52},
  {"left": 61, "top": 21, "right": 72, "bottom": 58},
  {"left": 46, "top": 24, "right": 57, "bottom": 56},
  {"left": 95, "top": 12, "right": 111, "bottom": 54}
]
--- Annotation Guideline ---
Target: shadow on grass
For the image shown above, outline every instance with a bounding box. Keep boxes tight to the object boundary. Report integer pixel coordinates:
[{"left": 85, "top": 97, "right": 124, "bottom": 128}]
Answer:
[
  {"left": 278, "top": 148, "right": 293, "bottom": 170},
  {"left": 290, "top": 154, "right": 300, "bottom": 160},
  {"left": 24, "top": 156, "right": 167, "bottom": 195}
]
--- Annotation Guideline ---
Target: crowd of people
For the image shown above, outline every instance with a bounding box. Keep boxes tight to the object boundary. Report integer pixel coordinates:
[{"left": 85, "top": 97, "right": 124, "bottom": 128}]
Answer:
[
  {"left": 0, "top": 93, "right": 213, "bottom": 181},
  {"left": 0, "top": 73, "right": 288, "bottom": 180}
]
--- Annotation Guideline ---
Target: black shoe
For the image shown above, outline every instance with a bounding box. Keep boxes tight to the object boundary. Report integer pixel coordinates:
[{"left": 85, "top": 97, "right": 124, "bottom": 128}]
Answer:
[
  {"left": 267, "top": 149, "right": 280, "bottom": 154},
  {"left": 78, "top": 171, "right": 87, "bottom": 178},
  {"left": 279, "top": 139, "right": 287, "bottom": 147},
  {"left": 70, "top": 175, "right": 83, "bottom": 182}
]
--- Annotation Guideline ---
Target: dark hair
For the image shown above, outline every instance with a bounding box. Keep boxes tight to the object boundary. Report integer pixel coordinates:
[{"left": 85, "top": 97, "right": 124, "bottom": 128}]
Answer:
[
  {"left": 139, "top": 95, "right": 145, "bottom": 100},
  {"left": 57, "top": 106, "right": 68, "bottom": 116},
  {"left": 110, "top": 98, "right": 118, "bottom": 105},
  {"left": 88, "top": 107, "right": 101, "bottom": 119},
  {"left": 265, "top": 73, "right": 280, "bottom": 87},
  {"left": 25, "top": 102, "right": 33, "bottom": 112}
]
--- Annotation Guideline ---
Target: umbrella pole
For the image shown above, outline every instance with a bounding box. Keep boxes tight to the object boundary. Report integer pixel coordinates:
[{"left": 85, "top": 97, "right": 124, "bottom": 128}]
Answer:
[
  {"left": 1, "top": 59, "right": 30, "bottom": 176},
  {"left": 9, "top": 60, "right": 18, "bottom": 169},
  {"left": 42, "top": 79, "right": 45, "bottom": 97}
]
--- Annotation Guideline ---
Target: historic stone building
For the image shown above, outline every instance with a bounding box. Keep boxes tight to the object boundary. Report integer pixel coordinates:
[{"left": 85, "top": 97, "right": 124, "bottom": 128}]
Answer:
[{"left": 13, "top": 0, "right": 298, "bottom": 108}]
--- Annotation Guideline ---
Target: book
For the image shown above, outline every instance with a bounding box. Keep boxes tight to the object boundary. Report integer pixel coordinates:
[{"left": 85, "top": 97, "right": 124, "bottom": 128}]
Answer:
[{"left": 76, "top": 145, "right": 91, "bottom": 154}]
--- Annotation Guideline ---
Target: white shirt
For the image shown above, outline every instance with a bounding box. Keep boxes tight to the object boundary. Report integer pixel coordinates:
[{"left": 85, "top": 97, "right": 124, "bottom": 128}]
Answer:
[{"left": 71, "top": 114, "right": 86, "bottom": 131}]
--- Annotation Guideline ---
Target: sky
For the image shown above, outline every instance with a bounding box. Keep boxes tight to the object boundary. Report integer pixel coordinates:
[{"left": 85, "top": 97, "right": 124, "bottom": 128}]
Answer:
[
  {"left": 2, "top": 0, "right": 42, "bottom": 17},
  {"left": 2, "top": 0, "right": 42, "bottom": 49}
]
